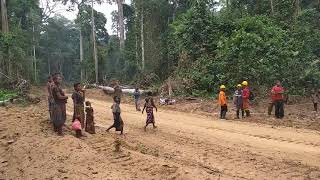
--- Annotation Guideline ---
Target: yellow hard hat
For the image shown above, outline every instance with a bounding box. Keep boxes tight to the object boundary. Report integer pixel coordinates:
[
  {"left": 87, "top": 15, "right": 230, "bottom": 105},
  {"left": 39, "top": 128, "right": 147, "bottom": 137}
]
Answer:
[
  {"left": 242, "top": 81, "right": 248, "bottom": 86},
  {"left": 237, "top": 84, "right": 242, "bottom": 87},
  {"left": 220, "top": 85, "right": 226, "bottom": 89}
]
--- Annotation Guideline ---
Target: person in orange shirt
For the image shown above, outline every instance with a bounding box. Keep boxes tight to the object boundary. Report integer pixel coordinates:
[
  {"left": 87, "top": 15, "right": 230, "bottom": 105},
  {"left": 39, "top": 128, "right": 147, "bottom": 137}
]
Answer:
[{"left": 218, "top": 85, "right": 228, "bottom": 119}]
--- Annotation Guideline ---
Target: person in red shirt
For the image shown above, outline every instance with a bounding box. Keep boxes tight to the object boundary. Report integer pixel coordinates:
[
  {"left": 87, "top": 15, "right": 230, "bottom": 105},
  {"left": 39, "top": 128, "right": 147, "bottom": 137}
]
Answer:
[
  {"left": 242, "top": 81, "right": 250, "bottom": 117},
  {"left": 271, "top": 80, "right": 285, "bottom": 119}
]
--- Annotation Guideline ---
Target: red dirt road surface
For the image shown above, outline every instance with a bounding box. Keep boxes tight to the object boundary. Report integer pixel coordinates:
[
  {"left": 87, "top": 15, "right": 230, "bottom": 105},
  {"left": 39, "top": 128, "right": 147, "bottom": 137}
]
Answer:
[{"left": 1, "top": 89, "right": 320, "bottom": 179}]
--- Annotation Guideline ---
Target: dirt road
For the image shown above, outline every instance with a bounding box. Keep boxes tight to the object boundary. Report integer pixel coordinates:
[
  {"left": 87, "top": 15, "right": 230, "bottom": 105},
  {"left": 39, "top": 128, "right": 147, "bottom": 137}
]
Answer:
[{"left": 1, "top": 90, "right": 320, "bottom": 179}]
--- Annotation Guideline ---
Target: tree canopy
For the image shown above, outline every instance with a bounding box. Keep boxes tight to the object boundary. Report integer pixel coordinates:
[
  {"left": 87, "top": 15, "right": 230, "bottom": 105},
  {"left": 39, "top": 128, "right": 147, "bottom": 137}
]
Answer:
[{"left": 0, "top": 0, "right": 319, "bottom": 95}]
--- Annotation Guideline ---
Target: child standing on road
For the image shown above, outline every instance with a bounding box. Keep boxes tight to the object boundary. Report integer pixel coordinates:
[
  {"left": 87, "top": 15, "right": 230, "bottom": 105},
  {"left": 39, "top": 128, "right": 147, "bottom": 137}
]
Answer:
[
  {"left": 107, "top": 96, "right": 124, "bottom": 134},
  {"left": 218, "top": 85, "right": 228, "bottom": 119},
  {"left": 142, "top": 92, "right": 158, "bottom": 131},
  {"left": 233, "top": 84, "right": 244, "bottom": 119},
  {"left": 85, "top": 101, "right": 95, "bottom": 134}
]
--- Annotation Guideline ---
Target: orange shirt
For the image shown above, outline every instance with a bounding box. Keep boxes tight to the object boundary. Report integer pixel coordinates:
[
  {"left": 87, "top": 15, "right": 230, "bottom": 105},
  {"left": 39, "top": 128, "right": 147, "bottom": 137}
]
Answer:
[{"left": 218, "top": 91, "right": 227, "bottom": 106}]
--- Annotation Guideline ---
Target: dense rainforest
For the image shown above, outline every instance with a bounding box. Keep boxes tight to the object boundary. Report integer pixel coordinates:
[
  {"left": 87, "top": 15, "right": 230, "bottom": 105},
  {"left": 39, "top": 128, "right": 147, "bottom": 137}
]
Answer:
[{"left": 0, "top": 0, "right": 319, "bottom": 96}]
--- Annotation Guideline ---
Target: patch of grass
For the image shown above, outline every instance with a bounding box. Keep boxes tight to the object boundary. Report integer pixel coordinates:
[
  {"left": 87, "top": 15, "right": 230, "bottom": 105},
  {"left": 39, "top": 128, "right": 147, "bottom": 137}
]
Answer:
[{"left": 0, "top": 89, "right": 17, "bottom": 101}]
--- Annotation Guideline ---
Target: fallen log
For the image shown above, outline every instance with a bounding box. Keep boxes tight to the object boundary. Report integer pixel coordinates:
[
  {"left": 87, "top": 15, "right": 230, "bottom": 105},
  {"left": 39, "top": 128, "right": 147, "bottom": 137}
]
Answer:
[{"left": 90, "top": 84, "right": 148, "bottom": 95}]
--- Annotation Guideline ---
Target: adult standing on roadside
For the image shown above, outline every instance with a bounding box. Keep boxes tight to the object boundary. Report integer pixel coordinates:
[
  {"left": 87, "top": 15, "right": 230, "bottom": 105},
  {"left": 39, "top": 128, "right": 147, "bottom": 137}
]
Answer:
[
  {"left": 72, "top": 83, "right": 86, "bottom": 128},
  {"left": 242, "top": 81, "right": 250, "bottom": 117},
  {"left": 51, "top": 74, "right": 68, "bottom": 135},
  {"left": 271, "top": 80, "right": 285, "bottom": 119}
]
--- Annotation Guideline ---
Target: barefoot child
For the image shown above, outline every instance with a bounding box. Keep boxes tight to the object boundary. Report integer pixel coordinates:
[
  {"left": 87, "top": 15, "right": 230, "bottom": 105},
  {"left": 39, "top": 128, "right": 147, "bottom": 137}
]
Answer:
[
  {"left": 107, "top": 96, "right": 124, "bottom": 134},
  {"left": 72, "top": 116, "right": 82, "bottom": 138},
  {"left": 85, "top": 101, "right": 95, "bottom": 134},
  {"left": 142, "top": 92, "right": 158, "bottom": 131}
]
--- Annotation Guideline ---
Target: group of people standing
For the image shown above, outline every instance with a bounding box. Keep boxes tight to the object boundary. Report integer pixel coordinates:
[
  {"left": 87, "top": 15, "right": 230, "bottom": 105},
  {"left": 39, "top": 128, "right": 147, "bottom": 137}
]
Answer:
[
  {"left": 47, "top": 73, "right": 95, "bottom": 136},
  {"left": 218, "top": 80, "right": 285, "bottom": 120},
  {"left": 47, "top": 74, "right": 158, "bottom": 136}
]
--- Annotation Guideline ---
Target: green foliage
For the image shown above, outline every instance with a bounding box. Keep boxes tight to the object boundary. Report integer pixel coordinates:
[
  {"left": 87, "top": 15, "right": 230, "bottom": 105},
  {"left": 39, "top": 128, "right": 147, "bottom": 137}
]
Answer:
[{"left": 0, "top": 89, "right": 17, "bottom": 101}]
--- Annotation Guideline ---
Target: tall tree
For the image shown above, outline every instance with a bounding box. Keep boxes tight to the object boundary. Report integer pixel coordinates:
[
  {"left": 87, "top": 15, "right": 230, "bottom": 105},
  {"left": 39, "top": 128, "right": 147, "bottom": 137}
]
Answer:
[
  {"left": 117, "top": 0, "right": 125, "bottom": 51},
  {"left": 91, "top": 0, "right": 98, "bottom": 83},
  {"left": 0, "top": 0, "right": 9, "bottom": 32}
]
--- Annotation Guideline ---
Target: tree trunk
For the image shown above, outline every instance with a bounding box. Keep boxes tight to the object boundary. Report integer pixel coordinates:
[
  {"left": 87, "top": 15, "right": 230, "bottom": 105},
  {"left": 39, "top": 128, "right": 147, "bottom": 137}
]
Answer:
[
  {"left": 270, "top": 0, "right": 274, "bottom": 16},
  {"left": 172, "top": 0, "right": 177, "bottom": 20},
  {"left": 134, "top": 1, "right": 139, "bottom": 68},
  {"left": 226, "top": 0, "right": 229, "bottom": 11},
  {"left": 47, "top": 32, "right": 50, "bottom": 76},
  {"left": 117, "top": 0, "right": 125, "bottom": 51},
  {"left": 1, "top": 0, "right": 9, "bottom": 32},
  {"left": 141, "top": 0, "right": 145, "bottom": 70},
  {"left": 294, "top": 0, "right": 301, "bottom": 23},
  {"left": 80, "top": 28, "right": 84, "bottom": 82},
  {"left": 91, "top": 0, "right": 98, "bottom": 84},
  {"left": 33, "top": 25, "right": 37, "bottom": 83}
]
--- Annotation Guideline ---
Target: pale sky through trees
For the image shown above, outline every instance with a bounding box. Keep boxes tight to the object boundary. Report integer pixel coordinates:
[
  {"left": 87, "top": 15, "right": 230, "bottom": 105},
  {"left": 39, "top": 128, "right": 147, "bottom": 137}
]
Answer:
[{"left": 40, "top": 0, "right": 131, "bottom": 35}]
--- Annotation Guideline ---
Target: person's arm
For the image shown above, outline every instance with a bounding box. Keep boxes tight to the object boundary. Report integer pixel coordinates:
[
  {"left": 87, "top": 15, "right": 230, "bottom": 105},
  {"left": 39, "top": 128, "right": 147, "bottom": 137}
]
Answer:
[
  {"left": 54, "top": 87, "right": 68, "bottom": 100},
  {"left": 222, "top": 93, "right": 227, "bottom": 106}
]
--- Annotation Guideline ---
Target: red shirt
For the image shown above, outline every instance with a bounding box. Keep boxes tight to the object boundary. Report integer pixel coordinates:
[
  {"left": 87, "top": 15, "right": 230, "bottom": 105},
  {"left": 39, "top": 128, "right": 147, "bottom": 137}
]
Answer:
[
  {"left": 242, "top": 87, "right": 250, "bottom": 99},
  {"left": 271, "top": 85, "right": 284, "bottom": 101}
]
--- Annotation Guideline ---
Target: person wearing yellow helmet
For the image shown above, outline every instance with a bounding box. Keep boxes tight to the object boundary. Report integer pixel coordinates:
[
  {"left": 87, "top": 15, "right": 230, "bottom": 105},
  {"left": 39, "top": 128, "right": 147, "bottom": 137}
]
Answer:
[
  {"left": 242, "top": 81, "right": 248, "bottom": 86},
  {"left": 241, "top": 81, "right": 250, "bottom": 117},
  {"left": 218, "top": 85, "right": 228, "bottom": 119},
  {"left": 234, "top": 84, "right": 244, "bottom": 119}
]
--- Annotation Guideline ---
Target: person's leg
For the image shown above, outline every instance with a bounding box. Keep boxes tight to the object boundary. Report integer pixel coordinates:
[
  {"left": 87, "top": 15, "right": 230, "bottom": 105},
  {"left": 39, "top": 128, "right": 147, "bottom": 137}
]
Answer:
[
  {"left": 221, "top": 106, "right": 227, "bottom": 119},
  {"left": 279, "top": 100, "right": 284, "bottom": 118},
  {"left": 245, "top": 110, "right": 250, "bottom": 117},
  {"left": 268, "top": 102, "right": 274, "bottom": 115},
  {"left": 220, "top": 106, "right": 224, "bottom": 119},
  {"left": 135, "top": 100, "right": 138, "bottom": 111},
  {"left": 275, "top": 100, "right": 280, "bottom": 118},
  {"left": 314, "top": 103, "right": 318, "bottom": 111},
  {"left": 236, "top": 109, "right": 240, "bottom": 119},
  {"left": 144, "top": 123, "right": 148, "bottom": 131},
  {"left": 57, "top": 125, "right": 63, "bottom": 136},
  {"left": 224, "top": 106, "right": 228, "bottom": 119},
  {"left": 106, "top": 125, "right": 114, "bottom": 132},
  {"left": 76, "top": 130, "right": 81, "bottom": 138}
]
